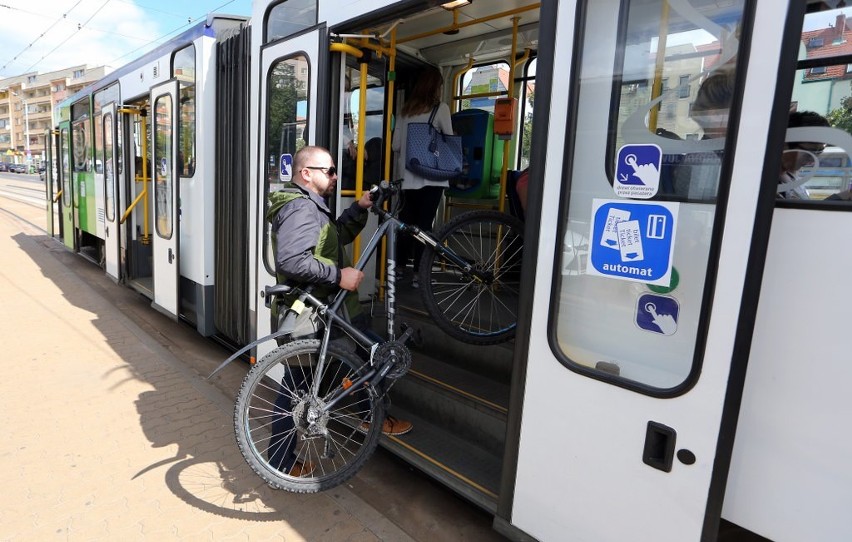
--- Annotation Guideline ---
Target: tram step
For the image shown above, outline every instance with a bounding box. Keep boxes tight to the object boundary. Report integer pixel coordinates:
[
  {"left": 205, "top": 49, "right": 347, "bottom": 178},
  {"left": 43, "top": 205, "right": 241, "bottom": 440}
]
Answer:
[
  {"left": 381, "top": 403, "right": 501, "bottom": 513},
  {"left": 389, "top": 350, "right": 509, "bottom": 455},
  {"left": 368, "top": 288, "right": 515, "bottom": 383}
]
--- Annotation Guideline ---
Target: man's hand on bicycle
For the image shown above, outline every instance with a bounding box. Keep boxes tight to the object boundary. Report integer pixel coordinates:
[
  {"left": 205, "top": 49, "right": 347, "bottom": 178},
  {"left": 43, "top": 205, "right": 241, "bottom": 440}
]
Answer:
[
  {"left": 357, "top": 190, "right": 373, "bottom": 209},
  {"left": 338, "top": 267, "right": 364, "bottom": 291}
]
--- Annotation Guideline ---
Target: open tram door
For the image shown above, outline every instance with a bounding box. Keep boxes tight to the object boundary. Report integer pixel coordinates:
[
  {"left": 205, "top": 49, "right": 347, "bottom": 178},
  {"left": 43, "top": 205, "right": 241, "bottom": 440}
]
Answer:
[
  {"left": 252, "top": 21, "right": 325, "bottom": 360},
  {"left": 498, "top": 0, "right": 784, "bottom": 540},
  {"left": 101, "top": 103, "right": 120, "bottom": 281},
  {"left": 44, "top": 128, "right": 59, "bottom": 237},
  {"left": 58, "top": 120, "right": 76, "bottom": 251},
  {"left": 150, "top": 80, "right": 180, "bottom": 318}
]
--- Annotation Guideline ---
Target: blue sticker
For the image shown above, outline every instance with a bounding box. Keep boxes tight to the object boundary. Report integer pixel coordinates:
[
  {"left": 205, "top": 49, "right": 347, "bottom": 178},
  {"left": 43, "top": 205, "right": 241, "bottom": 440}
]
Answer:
[
  {"left": 280, "top": 153, "right": 293, "bottom": 182},
  {"left": 636, "top": 293, "right": 679, "bottom": 335},
  {"left": 587, "top": 199, "right": 679, "bottom": 286},
  {"left": 614, "top": 144, "right": 662, "bottom": 199}
]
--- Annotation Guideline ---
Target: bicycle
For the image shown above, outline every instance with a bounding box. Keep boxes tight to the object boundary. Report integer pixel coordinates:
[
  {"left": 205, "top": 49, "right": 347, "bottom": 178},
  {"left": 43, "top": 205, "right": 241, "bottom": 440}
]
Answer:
[{"left": 212, "top": 180, "right": 524, "bottom": 492}]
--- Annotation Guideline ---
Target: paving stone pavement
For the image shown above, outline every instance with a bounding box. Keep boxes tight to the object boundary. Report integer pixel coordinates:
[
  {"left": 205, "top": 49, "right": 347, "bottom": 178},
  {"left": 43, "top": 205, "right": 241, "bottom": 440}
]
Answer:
[{"left": 0, "top": 199, "right": 503, "bottom": 541}]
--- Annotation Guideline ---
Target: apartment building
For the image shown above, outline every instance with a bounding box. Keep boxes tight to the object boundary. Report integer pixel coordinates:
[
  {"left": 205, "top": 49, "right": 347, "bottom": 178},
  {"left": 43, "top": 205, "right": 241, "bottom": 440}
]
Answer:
[{"left": 0, "top": 65, "right": 107, "bottom": 166}]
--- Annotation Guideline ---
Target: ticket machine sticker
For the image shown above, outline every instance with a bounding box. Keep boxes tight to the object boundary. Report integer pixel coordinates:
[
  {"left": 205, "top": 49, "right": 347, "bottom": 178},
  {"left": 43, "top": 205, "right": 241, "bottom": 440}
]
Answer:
[{"left": 588, "top": 199, "right": 679, "bottom": 286}]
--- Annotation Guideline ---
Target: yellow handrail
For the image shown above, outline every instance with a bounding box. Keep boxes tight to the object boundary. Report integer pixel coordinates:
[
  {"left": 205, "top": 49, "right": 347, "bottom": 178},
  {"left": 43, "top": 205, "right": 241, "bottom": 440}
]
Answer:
[
  {"left": 117, "top": 106, "right": 150, "bottom": 244},
  {"left": 451, "top": 56, "right": 475, "bottom": 114},
  {"left": 649, "top": 1, "right": 670, "bottom": 132}
]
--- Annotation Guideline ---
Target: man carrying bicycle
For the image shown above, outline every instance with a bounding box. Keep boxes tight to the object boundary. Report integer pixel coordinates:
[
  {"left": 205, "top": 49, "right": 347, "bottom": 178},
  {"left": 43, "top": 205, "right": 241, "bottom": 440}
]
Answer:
[{"left": 266, "top": 146, "right": 413, "bottom": 476}]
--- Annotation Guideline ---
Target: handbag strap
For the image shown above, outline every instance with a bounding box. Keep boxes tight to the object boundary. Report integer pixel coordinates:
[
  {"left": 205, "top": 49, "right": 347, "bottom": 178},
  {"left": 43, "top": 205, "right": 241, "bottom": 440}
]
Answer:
[{"left": 427, "top": 104, "right": 440, "bottom": 129}]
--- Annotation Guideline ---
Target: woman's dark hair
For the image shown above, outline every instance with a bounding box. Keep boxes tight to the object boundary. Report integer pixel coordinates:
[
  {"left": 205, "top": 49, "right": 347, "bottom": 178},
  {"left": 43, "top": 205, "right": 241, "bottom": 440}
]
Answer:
[{"left": 401, "top": 66, "right": 443, "bottom": 117}]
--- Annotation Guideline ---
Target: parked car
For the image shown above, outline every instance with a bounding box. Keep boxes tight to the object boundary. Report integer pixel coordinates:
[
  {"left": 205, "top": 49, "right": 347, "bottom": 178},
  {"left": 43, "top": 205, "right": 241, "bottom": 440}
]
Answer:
[
  {"left": 0, "top": 162, "right": 8, "bottom": 172},
  {"left": 11, "top": 164, "right": 27, "bottom": 174}
]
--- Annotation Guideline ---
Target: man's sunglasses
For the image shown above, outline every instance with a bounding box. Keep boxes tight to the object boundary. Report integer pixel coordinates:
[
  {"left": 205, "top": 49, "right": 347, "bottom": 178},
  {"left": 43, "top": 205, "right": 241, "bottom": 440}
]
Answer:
[{"left": 304, "top": 166, "right": 337, "bottom": 176}]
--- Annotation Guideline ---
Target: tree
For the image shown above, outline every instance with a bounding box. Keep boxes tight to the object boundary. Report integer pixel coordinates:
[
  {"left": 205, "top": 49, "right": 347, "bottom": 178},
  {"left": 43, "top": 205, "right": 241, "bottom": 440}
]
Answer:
[
  {"left": 827, "top": 85, "right": 852, "bottom": 133},
  {"left": 521, "top": 88, "right": 535, "bottom": 167}
]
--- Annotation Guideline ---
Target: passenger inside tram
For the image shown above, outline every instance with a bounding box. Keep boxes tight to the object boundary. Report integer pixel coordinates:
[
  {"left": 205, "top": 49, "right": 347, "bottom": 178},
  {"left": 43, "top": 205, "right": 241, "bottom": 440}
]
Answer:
[{"left": 671, "top": 71, "right": 736, "bottom": 201}]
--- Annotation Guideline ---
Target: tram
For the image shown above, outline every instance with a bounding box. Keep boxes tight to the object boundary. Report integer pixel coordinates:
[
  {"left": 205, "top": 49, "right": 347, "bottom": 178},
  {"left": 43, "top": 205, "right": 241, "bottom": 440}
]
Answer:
[{"left": 46, "top": 0, "right": 852, "bottom": 540}]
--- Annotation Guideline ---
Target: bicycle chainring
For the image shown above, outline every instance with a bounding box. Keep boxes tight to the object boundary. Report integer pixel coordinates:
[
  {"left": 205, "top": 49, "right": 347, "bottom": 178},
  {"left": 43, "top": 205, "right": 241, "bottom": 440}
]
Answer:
[{"left": 375, "top": 341, "right": 412, "bottom": 381}]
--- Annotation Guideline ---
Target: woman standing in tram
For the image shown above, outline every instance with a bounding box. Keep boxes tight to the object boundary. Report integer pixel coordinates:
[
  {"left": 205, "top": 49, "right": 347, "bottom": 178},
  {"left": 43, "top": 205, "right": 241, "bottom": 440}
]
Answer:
[{"left": 392, "top": 66, "right": 455, "bottom": 287}]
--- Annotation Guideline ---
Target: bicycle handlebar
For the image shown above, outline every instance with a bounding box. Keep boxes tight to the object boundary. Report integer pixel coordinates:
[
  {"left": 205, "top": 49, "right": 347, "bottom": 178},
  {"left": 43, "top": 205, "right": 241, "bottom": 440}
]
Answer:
[{"left": 368, "top": 179, "right": 402, "bottom": 216}]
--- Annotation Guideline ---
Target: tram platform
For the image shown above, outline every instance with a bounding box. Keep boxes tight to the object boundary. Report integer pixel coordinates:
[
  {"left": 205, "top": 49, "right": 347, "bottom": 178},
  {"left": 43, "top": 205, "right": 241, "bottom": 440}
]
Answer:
[{"left": 0, "top": 197, "right": 504, "bottom": 541}]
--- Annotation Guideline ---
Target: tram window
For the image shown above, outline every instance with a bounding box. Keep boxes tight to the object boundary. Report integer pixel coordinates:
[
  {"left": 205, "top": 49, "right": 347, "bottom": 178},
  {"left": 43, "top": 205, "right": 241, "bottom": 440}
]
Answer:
[
  {"left": 103, "top": 113, "right": 115, "bottom": 222},
  {"left": 94, "top": 113, "right": 104, "bottom": 174},
  {"left": 340, "top": 63, "right": 386, "bottom": 191},
  {"left": 173, "top": 45, "right": 196, "bottom": 178},
  {"left": 61, "top": 128, "right": 71, "bottom": 207},
  {"left": 552, "top": 0, "right": 747, "bottom": 392},
  {"left": 518, "top": 58, "right": 536, "bottom": 170},
  {"left": 154, "top": 94, "right": 174, "bottom": 239},
  {"left": 779, "top": 5, "right": 852, "bottom": 204},
  {"left": 458, "top": 62, "right": 510, "bottom": 114},
  {"left": 263, "top": 53, "right": 310, "bottom": 274},
  {"left": 265, "top": 0, "right": 317, "bottom": 44}
]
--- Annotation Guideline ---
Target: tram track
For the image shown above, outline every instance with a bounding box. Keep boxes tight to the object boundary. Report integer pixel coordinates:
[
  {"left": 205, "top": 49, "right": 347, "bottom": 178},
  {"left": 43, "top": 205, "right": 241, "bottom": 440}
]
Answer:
[
  {"left": 0, "top": 175, "right": 51, "bottom": 234},
  {"left": 0, "top": 174, "right": 46, "bottom": 209}
]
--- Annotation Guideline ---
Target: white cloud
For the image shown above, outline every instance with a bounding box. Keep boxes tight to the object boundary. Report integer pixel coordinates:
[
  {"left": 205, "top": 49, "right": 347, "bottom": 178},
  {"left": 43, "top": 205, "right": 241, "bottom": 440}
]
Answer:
[{"left": 0, "top": 0, "right": 184, "bottom": 77}]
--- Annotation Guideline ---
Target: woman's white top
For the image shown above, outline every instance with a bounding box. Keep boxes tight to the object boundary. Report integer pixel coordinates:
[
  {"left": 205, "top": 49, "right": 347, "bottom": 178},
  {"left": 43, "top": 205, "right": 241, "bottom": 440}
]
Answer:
[{"left": 392, "top": 102, "right": 454, "bottom": 190}]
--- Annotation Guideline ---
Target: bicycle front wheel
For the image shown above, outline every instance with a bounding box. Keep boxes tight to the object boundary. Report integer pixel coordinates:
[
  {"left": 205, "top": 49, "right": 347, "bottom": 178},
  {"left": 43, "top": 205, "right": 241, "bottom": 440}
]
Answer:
[
  {"left": 234, "top": 339, "right": 385, "bottom": 493},
  {"left": 419, "top": 210, "right": 524, "bottom": 345}
]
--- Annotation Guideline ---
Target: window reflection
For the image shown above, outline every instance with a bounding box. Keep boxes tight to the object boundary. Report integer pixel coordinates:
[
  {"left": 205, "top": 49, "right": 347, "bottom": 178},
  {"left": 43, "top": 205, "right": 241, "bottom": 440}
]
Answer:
[
  {"left": 781, "top": 7, "right": 852, "bottom": 202},
  {"left": 266, "top": 0, "right": 316, "bottom": 43},
  {"left": 154, "top": 95, "right": 173, "bottom": 239},
  {"left": 173, "top": 45, "right": 196, "bottom": 178}
]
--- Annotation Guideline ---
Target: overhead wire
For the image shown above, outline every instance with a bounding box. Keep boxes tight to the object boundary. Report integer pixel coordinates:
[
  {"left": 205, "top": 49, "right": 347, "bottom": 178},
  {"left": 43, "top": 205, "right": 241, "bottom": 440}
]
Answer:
[
  {"left": 2, "top": 0, "right": 240, "bottom": 77},
  {"left": 21, "top": 0, "right": 114, "bottom": 73},
  {"left": 0, "top": 0, "right": 86, "bottom": 72}
]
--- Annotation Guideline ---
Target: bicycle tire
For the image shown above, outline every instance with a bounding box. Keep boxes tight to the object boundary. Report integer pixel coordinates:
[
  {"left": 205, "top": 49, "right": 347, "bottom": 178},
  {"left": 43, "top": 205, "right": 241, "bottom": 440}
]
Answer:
[
  {"left": 419, "top": 210, "right": 524, "bottom": 345},
  {"left": 234, "top": 339, "right": 385, "bottom": 493}
]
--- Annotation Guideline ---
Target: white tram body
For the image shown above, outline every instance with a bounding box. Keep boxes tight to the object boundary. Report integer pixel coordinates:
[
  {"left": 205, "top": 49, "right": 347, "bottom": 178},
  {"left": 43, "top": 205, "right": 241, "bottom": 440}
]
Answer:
[{"left": 48, "top": 0, "right": 852, "bottom": 540}]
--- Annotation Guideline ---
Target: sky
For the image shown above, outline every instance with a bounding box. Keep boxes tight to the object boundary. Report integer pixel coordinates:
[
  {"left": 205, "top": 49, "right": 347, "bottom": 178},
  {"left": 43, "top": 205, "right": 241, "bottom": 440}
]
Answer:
[{"left": 0, "top": 0, "right": 253, "bottom": 79}]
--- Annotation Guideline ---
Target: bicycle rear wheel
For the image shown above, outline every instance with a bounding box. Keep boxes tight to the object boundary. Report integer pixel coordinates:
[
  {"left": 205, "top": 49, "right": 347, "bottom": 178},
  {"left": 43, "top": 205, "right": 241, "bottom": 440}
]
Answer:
[
  {"left": 419, "top": 210, "right": 524, "bottom": 345},
  {"left": 234, "top": 339, "right": 385, "bottom": 493}
]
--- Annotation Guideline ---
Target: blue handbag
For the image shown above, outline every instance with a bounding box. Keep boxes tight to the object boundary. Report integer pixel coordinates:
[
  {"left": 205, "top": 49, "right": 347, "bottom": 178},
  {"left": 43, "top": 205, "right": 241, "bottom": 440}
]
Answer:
[{"left": 405, "top": 105, "right": 464, "bottom": 181}]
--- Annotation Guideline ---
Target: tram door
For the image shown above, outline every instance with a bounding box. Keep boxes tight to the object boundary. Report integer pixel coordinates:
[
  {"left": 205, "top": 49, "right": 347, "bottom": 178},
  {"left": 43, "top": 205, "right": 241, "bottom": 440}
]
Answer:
[
  {"left": 504, "top": 0, "right": 782, "bottom": 540},
  {"left": 150, "top": 81, "right": 180, "bottom": 318},
  {"left": 44, "top": 129, "right": 57, "bottom": 237},
  {"left": 253, "top": 27, "right": 323, "bottom": 360},
  {"left": 101, "top": 103, "right": 120, "bottom": 281},
  {"left": 58, "top": 121, "right": 75, "bottom": 250}
]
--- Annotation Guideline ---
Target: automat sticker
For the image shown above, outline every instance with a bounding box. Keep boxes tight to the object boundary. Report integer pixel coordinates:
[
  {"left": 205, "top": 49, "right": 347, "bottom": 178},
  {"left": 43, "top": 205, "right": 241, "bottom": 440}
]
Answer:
[{"left": 587, "top": 199, "right": 679, "bottom": 286}]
